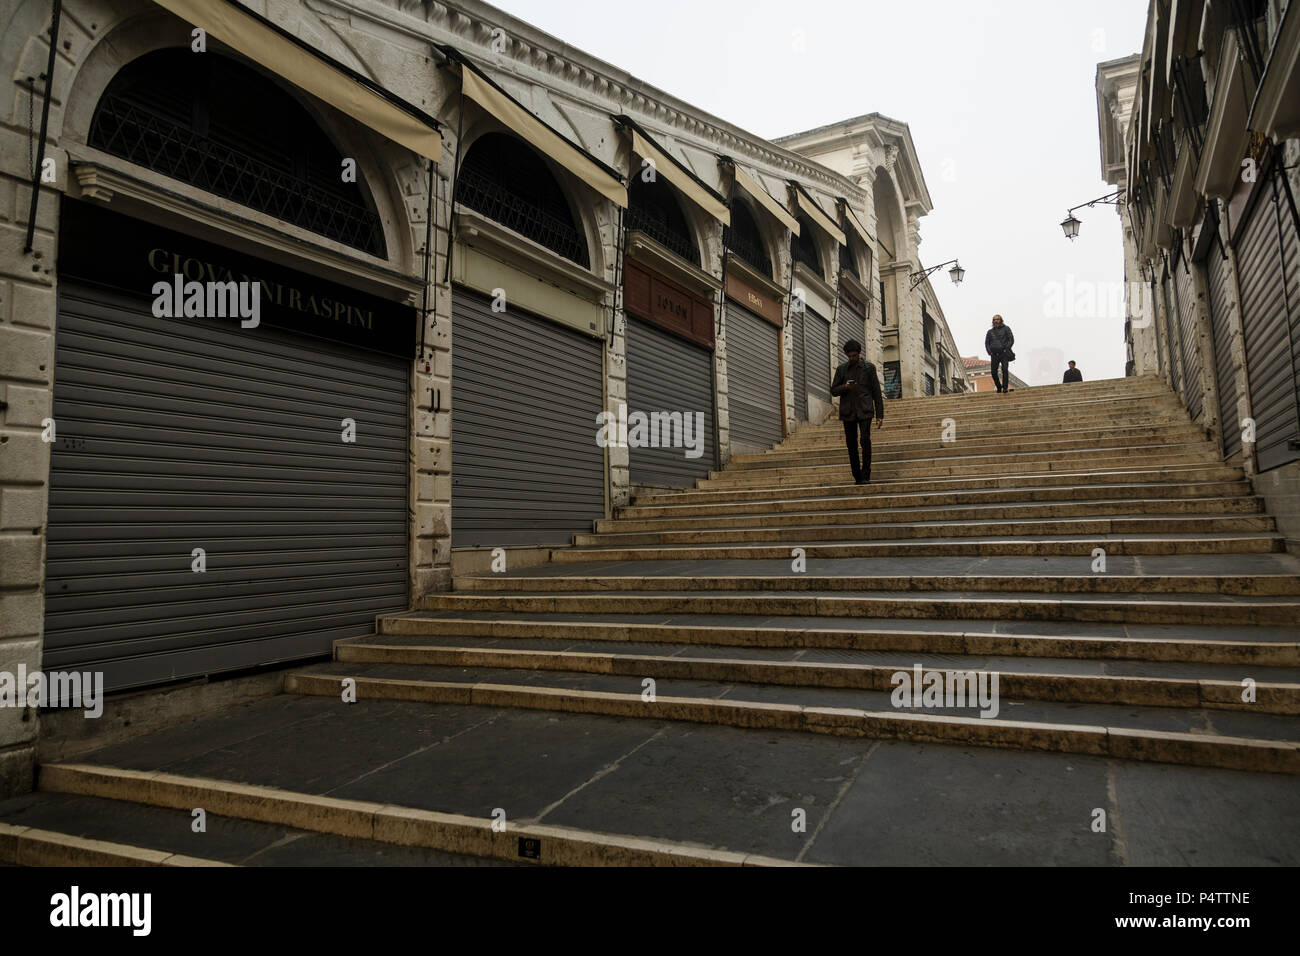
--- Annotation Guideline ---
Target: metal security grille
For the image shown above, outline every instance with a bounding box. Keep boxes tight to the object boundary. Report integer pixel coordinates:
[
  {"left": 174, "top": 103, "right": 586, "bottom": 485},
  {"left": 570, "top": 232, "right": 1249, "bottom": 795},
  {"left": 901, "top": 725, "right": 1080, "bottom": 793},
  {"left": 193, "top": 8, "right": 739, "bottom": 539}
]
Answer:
[
  {"left": 1236, "top": 175, "right": 1300, "bottom": 471},
  {"left": 792, "top": 307, "right": 808, "bottom": 422},
  {"left": 923, "top": 373, "right": 935, "bottom": 396},
  {"left": 451, "top": 287, "right": 605, "bottom": 545},
  {"left": 88, "top": 51, "right": 385, "bottom": 257},
  {"left": 455, "top": 132, "right": 590, "bottom": 267},
  {"left": 883, "top": 361, "right": 901, "bottom": 399},
  {"left": 1172, "top": 256, "right": 1205, "bottom": 421},
  {"left": 806, "top": 308, "right": 832, "bottom": 404},
  {"left": 724, "top": 202, "right": 772, "bottom": 278},
  {"left": 725, "top": 302, "right": 782, "bottom": 450},
  {"left": 627, "top": 175, "right": 699, "bottom": 267},
  {"left": 1207, "top": 239, "right": 1241, "bottom": 457},
  {"left": 626, "top": 318, "right": 716, "bottom": 487},
  {"left": 1161, "top": 266, "right": 1182, "bottom": 394},
  {"left": 45, "top": 282, "right": 410, "bottom": 693},
  {"left": 455, "top": 164, "right": 588, "bottom": 267}
]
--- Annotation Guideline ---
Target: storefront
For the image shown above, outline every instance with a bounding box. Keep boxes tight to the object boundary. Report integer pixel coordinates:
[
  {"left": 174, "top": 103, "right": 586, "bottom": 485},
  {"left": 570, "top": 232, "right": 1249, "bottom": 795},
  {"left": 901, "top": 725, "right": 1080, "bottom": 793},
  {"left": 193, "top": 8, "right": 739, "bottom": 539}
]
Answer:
[
  {"left": 724, "top": 266, "right": 785, "bottom": 453},
  {"left": 46, "top": 201, "right": 415, "bottom": 692},
  {"left": 448, "top": 131, "right": 611, "bottom": 546},
  {"left": 623, "top": 253, "right": 718, "bottom": 487},
  {"left": 1234, "top": 157, "right": 1300, "bottom": 471}
]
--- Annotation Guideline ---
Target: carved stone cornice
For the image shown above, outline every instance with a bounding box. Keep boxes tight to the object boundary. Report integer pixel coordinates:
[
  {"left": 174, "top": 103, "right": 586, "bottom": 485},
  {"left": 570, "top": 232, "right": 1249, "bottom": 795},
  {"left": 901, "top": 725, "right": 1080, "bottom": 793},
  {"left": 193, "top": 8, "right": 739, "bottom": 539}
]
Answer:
[{"left": 333, "top": 0, "right": 864, "bottom": 199}]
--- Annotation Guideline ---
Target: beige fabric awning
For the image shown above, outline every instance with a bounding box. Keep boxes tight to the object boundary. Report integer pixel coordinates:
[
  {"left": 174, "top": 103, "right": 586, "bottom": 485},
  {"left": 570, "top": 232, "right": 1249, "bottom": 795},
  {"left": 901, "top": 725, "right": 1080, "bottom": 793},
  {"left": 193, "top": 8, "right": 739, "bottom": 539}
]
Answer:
[
  {"left": 627, "top": 126, "right": 729, "bottom": 225},
  {"left": 451, "top": 54, "right": 627, "bottom": 208},
  {"left": 839, "top": 199, "right": 873, "bottom": 248},
  {"left": 791, "top": 185, "right": 845, "bottom": 245},
  {"left": 153, "top": 0, "right": 442, "bottom": 163},
  {"left": 731, "top": 166, "right": 799, "bottom": 235}
]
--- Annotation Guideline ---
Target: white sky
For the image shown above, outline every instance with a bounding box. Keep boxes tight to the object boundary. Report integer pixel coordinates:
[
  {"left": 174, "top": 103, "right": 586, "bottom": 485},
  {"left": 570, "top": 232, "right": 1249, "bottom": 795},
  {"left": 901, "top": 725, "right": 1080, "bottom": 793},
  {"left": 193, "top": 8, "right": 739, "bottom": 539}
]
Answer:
[{"left": 488, "top": 0, "right": 1150, "bottom": 384}]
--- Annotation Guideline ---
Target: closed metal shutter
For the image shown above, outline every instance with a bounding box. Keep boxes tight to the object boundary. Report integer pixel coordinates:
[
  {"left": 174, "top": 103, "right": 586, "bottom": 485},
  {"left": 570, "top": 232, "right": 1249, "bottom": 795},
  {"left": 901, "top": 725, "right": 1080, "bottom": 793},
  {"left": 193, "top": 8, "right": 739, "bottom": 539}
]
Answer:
[
  {"left": 806, "top": 308, "right": 832, "bottom": 404},
  {"left": 1236, "top": 175, "right": 1300, "bottom": 471},
  {"left": 724, "top": 302, "right": 782, "bottom": 449},
  {"left": 451, "top": 286, "right": 605, "bottom": 545},
  {"left": 625, "top": 317, "right": 716, "bottom": 487},
  {"left": 1161, "top": 265, "right": 1182, "bottom": 395},
  {"left": 1206, "top": 239, "right": 1241, "bottom": 457},
  {"left": 836, "top": 303, "right": 863, "bottom": 356},
  {"left": 1172, "top": 256, "right": 1205, "bottom": 421},
  {"left": 791, "top": 307, "right": 808, "bottom": 421},
  {"left": 45, "top": 282, "right": 410, "bottom": 693}
]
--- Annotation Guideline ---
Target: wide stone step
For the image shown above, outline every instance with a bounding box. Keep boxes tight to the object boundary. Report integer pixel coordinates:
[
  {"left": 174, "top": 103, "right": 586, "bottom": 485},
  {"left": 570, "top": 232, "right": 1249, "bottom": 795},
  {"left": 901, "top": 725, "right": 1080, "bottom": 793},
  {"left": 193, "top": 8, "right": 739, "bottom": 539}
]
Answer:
[
  {"left": 595, "top": 496, "right": 1264, "bottom": 533},
  {"left": 0, "top": 793, "right": 510, "bottom": 867},
  {"left": 554, "top": 534, "right": 1286, "bottom": 562},
  {"left": 577, "top": 515, "right": 1276, "bottom": 546},
  {"left": 283, "top": 661, "right": 1300, "bottom": 774},
  {"left": 617, "top": 481, "right": 1256, "bottom": 519},
  {"left": 35, "top": 762, "right": 791, "bottom": 867},
  {"left": 333, "top": 635, "right": 1300, "bottom": 714},
  {"left": 701, "top": 451, "right": 1220, "bottom": 483},
  {"left": 631, "top": 466, "right": 1248, "bottom": 505},
  {"left": 774, "top": 415, "right": 1193, "bottom": 446},
  {"left": 710, "top": 444, "right": 1218, "bottom": 477},
  {"left": 425, "top": 589, "right": 1300, "bottom": 626},
  {"left": 377, "top": 611, "right": 1300, "bottom": 666},
  {"left": 739, "top": 428, "right": 1207, "bottom": 463}
]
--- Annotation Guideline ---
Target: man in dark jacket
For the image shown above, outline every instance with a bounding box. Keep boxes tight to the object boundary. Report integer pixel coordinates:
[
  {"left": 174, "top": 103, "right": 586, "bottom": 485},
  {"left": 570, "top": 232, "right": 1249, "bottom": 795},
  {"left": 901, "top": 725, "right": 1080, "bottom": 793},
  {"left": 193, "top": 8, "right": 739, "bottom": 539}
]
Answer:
[
  {"left": 829, "top": 339, "right": 884, "bottom": 485},
  {"left": 984, "top": 315, "right": 1015, "bottom": 392},
  {"left": 1063, "top": 361, "right": 1083, "bottom": 383}
]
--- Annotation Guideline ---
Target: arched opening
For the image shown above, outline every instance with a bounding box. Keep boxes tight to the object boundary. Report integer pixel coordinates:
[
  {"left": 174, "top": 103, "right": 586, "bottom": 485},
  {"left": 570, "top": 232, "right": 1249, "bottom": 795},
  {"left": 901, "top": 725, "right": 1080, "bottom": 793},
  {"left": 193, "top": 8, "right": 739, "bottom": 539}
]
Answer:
[
  {"left": 455, "top": 132, "right": 589, "bottom": 267},
  {"left": 627, "top": 173, "right": 699, "bottom": 267},
  {"left": 89, "top": 49, "right": 386, "bottom": 257},
  {"left": 723, "top": 199, "right": 772, "bottom": 278},
  {"left": 839, "top": 240, "right": 859, "bottom": 281},
  {"left": 790, "top": 216, "right": 822, "bottom": 276}
]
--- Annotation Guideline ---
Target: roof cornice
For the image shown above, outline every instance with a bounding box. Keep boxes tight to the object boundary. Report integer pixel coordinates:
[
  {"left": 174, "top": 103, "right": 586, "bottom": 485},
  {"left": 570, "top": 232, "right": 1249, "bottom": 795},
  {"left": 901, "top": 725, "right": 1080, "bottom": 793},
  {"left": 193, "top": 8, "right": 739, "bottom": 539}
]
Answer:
[{"left": 323, "top": 0, "right": 865, "bottom": 200}]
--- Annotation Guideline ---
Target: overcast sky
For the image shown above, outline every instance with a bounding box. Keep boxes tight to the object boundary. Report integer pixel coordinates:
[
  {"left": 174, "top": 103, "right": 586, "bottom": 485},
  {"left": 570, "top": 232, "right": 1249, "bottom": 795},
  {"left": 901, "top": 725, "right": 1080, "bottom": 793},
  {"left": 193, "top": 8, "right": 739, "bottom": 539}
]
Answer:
[{"left": 490, "top": 0, "right": 1150, "bottom": 384}]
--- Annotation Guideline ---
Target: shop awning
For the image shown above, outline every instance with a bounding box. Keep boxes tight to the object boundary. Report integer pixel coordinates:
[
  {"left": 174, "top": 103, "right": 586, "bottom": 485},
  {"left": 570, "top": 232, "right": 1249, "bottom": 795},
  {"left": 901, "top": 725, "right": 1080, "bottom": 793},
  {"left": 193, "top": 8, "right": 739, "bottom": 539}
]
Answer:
[
  {"left": 838, "top": 199, "right": 874, "bottom": 248},
  {"left": 615, "top": 116, "right": 729, "bottom": 225},
  {"left": 153, "top": 0, "right": 442, "bottom": 163},
  {"left": 790, "top": 184, "right": 845, "bottom": 245},
  {"left": 727, "top": 163, "right": 799, "bottom": 235},
  {"left": 439, "top": 46, "right": 627, "bottom": 208}
]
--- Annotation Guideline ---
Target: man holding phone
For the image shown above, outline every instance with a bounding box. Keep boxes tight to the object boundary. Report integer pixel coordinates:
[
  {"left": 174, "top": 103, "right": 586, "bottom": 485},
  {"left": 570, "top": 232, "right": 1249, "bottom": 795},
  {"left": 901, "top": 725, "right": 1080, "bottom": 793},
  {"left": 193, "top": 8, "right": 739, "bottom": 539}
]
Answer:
[{"left": 829, "top": 339, "right": 885, "bottom": 485}]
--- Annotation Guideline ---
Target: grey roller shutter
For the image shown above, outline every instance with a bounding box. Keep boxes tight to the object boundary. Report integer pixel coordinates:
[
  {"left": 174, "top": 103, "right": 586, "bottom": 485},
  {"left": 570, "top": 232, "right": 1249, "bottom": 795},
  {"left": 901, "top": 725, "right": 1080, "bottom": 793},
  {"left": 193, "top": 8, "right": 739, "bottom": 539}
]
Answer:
[
  {"left": 1206, "top": 239, "right": 1241, "bottom": 458},
  {"left": 1172, "top": 256, "right": 1205, "bottom": 421},
  {"left": 45, "top": 282, "right": 410, "bottom": 693},
  {"left": 724, "top": 302, "right": 782, "bottom": 450},
  {"left": 625, "top": 317, "right": 716, "bottom": 487},
  {"left": 837, "top": 302, "right": 863, "bottom": 357},
  {"left": 1236, "top": 175, "right": 1300, "bottom": 472},
  {"left": 791, "top": 307, "right": 808, "bottom": 421},
  {"left": 806, "top": 307, "right": 831, "bottom": 403},
  {"left": 1161, "top": 265, "right": 1182, "bottom": 394},
  {"left": 451, "top": 286, "right": 604, "bottom": 545}
]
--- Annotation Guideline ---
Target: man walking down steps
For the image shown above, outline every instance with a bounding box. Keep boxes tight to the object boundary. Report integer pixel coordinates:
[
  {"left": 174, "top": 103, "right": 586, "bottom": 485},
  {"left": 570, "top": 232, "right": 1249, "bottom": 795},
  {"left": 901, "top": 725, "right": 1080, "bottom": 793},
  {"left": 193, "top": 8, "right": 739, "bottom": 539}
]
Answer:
[{"left": 829, "top": 339, "right": 885, "bottom": 485}]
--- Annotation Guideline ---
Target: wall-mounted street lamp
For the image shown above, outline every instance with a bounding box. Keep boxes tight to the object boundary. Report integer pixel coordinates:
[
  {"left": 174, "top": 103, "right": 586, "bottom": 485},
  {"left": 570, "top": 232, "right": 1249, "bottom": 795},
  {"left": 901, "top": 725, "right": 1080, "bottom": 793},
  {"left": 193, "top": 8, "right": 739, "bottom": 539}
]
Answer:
[
  {"left": 909, "top": 259, "right": 965, "bottom": 290},
  {"left": 1060, "top": 190, "right": 1125, "bottom": 240}
]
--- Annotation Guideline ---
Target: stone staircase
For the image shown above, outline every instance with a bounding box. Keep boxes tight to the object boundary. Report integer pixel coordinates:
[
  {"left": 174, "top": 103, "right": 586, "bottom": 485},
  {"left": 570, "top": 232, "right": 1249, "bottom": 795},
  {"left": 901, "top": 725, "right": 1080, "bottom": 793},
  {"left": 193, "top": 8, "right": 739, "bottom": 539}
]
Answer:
[
  {"left": 17, "top": 374, "right": 1300, "bottom": 867},
  {"left": 284, "top": 373, "right": 1300, "bottom": 774}
]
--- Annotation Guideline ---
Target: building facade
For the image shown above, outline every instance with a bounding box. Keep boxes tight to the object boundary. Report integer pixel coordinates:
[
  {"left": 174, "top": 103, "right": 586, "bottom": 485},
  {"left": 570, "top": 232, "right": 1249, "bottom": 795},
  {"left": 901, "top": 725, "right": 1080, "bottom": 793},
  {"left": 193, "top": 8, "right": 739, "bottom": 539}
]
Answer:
[
  {"left": 0, "top": 0, "right": 959, "bottom": 794},
  {"left": 774, "top": 114, "right": 969, "bottom": 399},
  {"left": 1097, "top": 0, "right": 1300, "bottom": 547}
]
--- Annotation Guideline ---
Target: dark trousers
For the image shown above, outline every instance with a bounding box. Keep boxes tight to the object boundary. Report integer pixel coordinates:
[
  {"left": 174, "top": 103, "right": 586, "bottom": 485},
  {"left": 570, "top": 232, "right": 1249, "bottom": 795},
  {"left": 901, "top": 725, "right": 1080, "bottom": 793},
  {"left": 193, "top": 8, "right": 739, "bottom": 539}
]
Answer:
[
  {"left": 843, "top": 418, "right": 872, "bottom": 480},
  {"left": 990, "top": 352, "right": 1010, "bottom": 391}
]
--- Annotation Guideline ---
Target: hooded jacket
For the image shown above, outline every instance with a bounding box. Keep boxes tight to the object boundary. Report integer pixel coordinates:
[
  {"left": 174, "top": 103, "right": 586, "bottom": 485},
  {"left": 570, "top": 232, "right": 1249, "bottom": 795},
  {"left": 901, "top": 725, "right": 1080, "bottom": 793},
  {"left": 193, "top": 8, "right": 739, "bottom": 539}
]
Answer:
[{"left": 985, "top": 323, "right": 1014, "bottom": 356}]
